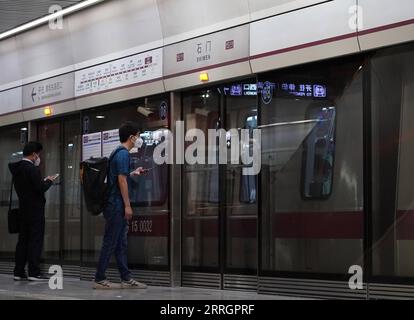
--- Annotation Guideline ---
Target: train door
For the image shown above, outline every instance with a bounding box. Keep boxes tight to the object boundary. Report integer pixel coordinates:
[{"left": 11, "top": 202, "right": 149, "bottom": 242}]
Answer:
[
  {"left": 80, "top": 97, "right": 170, "bottom": 284},
  {"left": 223, "top": 86, "right": 258, "bottom": 289},
  {"left": 182, "top": 80, "right": 258, "bottom": 289},
  {"left": 182, "top": 89, "right": 221, "bottom": 280},
  {"left": 36, "top": 115, "right": 81, "bottom": 267}
]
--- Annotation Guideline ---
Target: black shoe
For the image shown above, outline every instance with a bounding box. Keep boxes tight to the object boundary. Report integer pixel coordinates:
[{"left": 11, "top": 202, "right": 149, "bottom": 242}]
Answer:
[
  {"left": 28, "top": 275, "right": 49, "bottom": 282},
  {"left": 14, "top": 274, "right": 28, "bottom": 281}
]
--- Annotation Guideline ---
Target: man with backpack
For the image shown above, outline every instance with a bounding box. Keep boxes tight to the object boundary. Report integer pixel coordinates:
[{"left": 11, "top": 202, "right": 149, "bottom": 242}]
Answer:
[{"left": 94, "top": 122, "right": 147, "bottom": 289}]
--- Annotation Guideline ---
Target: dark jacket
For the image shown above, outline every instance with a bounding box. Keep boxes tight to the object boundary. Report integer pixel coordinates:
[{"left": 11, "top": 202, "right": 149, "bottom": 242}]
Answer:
[{"left": 8, "top": 160, "right": 53, "bottom": 212}]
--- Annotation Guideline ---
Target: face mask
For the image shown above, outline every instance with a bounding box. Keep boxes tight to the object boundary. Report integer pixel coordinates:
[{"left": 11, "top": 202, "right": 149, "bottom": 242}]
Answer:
[
  {"left": 34, "top": 154, "right": 41, "bottom": 167},
  {"left": 134, "top": 136, "right": 144, "bottom": 149}
]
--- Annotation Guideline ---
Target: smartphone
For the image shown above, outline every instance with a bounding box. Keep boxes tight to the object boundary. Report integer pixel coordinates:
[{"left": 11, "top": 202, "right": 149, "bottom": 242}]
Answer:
[
  {"left": 52, "top": 173, "right": 60, "bottom": 179},
  {"left": 130, "top": 167, "right": 153, "bottom": 175}
]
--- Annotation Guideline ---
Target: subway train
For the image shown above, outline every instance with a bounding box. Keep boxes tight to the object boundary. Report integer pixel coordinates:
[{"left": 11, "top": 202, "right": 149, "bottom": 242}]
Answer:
[{"left": 0, "top": 0, "right": 414, "bottom": 299}]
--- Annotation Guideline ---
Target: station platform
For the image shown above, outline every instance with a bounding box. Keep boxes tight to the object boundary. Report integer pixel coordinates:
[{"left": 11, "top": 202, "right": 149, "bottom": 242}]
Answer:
[{"left": 0, "top": 274, "right": 304, "bottom": 300}]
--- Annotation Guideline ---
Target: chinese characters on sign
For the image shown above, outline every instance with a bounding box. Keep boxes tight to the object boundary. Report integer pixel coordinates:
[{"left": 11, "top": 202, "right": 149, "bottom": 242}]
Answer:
[
  {"left": 74, "top": 48, "right": 162, "bottom": 97},
  {"left": 32, "top": 81, "right": 63, "bottom": 103},
  {"left": 280, "top": 83, "right": 327, "bottom": 98},
  {"left": 164, "top": 25, "right": 249, "bottom": 81},
  {"left": 196, "top": 41, "right": 212, "bottom": 63},
  {"left": 218, "top": 82, "right": 327, "bottom": 104}
]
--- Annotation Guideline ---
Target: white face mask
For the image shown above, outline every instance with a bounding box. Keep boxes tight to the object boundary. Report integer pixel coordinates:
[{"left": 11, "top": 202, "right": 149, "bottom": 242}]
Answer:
[
  {"left": 34, "top": 154, "right": 41, "bottom": 167},
  {"left": 134, "top": 136, "right": 144, "bottom": 149}
]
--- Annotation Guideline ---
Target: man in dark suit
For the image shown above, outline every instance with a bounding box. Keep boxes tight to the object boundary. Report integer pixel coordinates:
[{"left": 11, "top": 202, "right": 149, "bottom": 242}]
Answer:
[{"left": 8, "top": 141, "right": 58, "bottom": 281}]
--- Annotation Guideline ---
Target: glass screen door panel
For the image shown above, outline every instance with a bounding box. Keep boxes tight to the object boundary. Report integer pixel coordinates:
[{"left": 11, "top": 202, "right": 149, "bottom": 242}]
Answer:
[
  {"left": 38, "top": 122, "right": 61, "bottom": 261},
  {"left": 182, "top": 90, "right": 220, "bottom": 272},
  {"left": 81, "top": 96, "right": 170, "bottom": 270},
  {"left": 62, "top": 117, "right": 81, "bottom": 262},
  {"left": 259, "top": 57, "right": 365, "bottom": 275},
  {"left": 224, "top": 90, "right": 258, "bottom": 274},
  {"left": 0, "top": 125, "right": 28, "bottom": 260}
]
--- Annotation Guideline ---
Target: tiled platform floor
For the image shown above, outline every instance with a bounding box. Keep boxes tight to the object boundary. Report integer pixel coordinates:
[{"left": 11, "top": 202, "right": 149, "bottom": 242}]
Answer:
[{"left": 0, "top": 274, "right": 306, "bottom": 300}]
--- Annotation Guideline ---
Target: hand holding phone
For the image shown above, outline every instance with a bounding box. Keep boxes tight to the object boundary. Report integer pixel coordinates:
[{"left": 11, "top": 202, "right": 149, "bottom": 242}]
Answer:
[
  {"left": 130, "top": 167, "right": 145, "bottom": 176},
  {"left": 130, "top": 167, "right": 153, "bottom": 176},
  {"left": 45, "top": 173, "right": 59, "bottom": 182}
]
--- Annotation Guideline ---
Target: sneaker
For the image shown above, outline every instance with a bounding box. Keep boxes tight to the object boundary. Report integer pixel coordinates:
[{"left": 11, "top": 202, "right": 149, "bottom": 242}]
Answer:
[
  {"left": 14, "top": 274, "right": 28, "bottom": 281},
  {"left": 121, "top": 279, "right": 147, "bottom": 289},
  {"left": 93, "top": 279, "right": 118, "bottom": 290},
  {"left": 28, "top": 275, "right": 49, "bottom": 282}
]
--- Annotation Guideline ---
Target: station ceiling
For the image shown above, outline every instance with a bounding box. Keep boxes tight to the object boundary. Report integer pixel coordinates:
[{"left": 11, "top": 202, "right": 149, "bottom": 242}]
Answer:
[{"left": 0, "top": 0, "right": 84, "bottom": 34}]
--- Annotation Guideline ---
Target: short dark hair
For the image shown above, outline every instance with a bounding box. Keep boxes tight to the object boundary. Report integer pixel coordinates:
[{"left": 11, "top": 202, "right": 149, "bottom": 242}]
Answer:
[
  {"left": 23, "top": 141, "right": 43, "bottom": 156},
  {"left": 119, "top": 122, "right": 140, "bottom": 143}
]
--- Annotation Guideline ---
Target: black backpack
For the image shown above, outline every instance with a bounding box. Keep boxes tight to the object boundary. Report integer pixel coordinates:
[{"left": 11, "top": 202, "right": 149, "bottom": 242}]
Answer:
[{"left": 80, "top": 148, "right": 123, "bottom": 215}]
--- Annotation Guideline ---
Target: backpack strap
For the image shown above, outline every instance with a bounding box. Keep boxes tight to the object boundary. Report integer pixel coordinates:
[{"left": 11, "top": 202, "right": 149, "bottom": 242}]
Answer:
[
  {"left": 109, "top": 146, "right": 125, "bottom": 163},
  {"left": 106, "top": 146, "right": 127, "bottom": 191}
]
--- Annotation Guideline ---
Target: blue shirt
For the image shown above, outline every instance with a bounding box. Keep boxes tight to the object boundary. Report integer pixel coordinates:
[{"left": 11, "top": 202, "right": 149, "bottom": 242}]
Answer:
[{"left": 107, "top": 146, "right": 131, "bottom": 206}]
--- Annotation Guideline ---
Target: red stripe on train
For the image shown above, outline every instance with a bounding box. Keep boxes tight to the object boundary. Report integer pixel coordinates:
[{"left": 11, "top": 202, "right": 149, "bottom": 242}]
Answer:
[
  {"left": 183, "top": 217, "right": 257, "bottom": 238},
  {"left": 272, "top": 212, "right": 363, "bottom": 240},
  {"left": 129, "top": 211, "right": 414, "bottom": 240},
  {"left": 182, "top": 213, "right": 364, "bottom": 239}
]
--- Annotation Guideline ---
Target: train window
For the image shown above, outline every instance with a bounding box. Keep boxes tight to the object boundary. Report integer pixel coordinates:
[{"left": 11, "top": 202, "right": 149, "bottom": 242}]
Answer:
[
  {"left": 240, "top": 115, "right": 258, "bottom": 204},
  {"left": 301, "top": 106, "right": 336, "bottom": 199},
  {"left": 245, "top": 115, "right": 257, "bottom": 129},
  {"left": 129, "top": 129, "right": 168, "bottom": 207}
]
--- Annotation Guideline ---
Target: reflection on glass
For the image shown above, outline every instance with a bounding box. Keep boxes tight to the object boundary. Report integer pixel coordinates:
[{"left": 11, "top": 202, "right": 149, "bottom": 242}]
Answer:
[
  {"left": 130, "top": 131, "right": 168, "bottom": 206},
  {"left": 182, "top": 89, "right": 220, "bottom": 270},
  {"left": 240, "top": 115, "right": 258, "bottom": 204},
  {"left": 371, "top": 43, "right": 414, "bottom": 277},
  {"left": 0, "top": 125, "right": 26, "bottom": 260},
  {"left": 38, "top": 122, "right": 61, "bottom": 261},
  {"left": 81, "top": 97, "right": 170, "bottom": 269},
  {"left": 225, "top": 91, "right": 258, "bottom": 274},
  {"left": 63, "top": 118, "right": 81, "bottom": 262},
  {"left": 260, "top": 57, "right": 364, "bottom": 274},
  {"left": 302, "top": 107, "right": 336, "bottom": 199}
]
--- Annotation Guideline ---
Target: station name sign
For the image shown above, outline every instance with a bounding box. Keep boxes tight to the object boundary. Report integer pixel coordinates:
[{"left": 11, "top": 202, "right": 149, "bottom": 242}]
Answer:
[{"left": 164, "top": 25, "right": 250, "bottom": 78}]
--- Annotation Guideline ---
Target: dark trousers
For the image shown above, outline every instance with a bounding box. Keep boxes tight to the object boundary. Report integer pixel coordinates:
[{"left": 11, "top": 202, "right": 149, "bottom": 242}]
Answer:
[
  {"left": 14, "top": 208, "right": 45, "bottom": 277},
  {"left": 95, "top": 201, "right": 131, "bottom": 282}
]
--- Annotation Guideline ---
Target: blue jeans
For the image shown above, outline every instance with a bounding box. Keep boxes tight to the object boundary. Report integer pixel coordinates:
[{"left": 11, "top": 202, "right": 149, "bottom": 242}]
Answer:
[{"left": 95, "top": 201, "right": 131, "bottom": 282}]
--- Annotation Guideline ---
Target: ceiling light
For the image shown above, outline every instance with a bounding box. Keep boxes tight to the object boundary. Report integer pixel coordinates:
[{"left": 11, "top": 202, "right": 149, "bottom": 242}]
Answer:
[{"left": 0, "top": 0, "right": 106, "bottom": 41}]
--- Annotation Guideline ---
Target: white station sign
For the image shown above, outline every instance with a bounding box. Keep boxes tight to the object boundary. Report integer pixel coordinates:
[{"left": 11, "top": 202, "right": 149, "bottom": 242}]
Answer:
[{"left": 74, "top": 48, "right": 163, "bottom": 97}]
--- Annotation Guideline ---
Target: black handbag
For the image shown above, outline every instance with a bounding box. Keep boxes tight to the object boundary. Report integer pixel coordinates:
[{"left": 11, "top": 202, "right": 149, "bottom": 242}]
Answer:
[{"left": 8, "top": 179, "right": 19, "bottom": 234}]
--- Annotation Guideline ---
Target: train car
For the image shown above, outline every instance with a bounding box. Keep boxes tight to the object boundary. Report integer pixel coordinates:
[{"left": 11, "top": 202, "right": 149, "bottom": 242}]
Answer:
[{"left": 0, "top": 0, "right": 414, "bottom": 299}]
